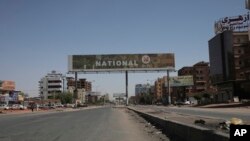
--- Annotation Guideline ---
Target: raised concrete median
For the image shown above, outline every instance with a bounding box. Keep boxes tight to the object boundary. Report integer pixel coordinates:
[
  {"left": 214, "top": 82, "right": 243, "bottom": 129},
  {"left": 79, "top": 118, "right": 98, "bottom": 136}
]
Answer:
[{"left": 128, "top": 107, "right": 229, "bottom": 141}]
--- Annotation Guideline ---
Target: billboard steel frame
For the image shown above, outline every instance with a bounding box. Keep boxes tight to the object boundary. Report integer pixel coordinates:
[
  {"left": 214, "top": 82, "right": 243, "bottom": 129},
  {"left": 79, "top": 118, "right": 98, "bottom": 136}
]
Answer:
[{"left": 68, "top": 53, "right": 175, "bottom": 105}]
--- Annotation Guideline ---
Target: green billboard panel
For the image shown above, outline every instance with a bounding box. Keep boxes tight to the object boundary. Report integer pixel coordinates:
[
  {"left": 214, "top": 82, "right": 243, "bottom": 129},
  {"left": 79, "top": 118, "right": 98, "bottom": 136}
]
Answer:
[
  {"left": 165, "top": 75, "right": 194, "bottom": 87},
  {"left": 68, "top": 53, "right": 175, "bottom": 72}
]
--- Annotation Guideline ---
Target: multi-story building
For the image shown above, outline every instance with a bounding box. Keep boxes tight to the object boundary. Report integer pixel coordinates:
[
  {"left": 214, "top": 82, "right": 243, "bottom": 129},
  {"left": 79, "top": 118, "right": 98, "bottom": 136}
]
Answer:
[
  {"left": 154, "top": 76, "right": 168, "bottom": 102},
  {"left": 233, "top": 32, "right": 250, "bottom": 82},
  {"left": 178, "top": 61, "right": 210, "bottom": 93},
  {"left": 193, "top": 61, "right": 210, "bottom": 92},
  {"left": 135, "top": 84, "right": 151, "bottom": 96},
  {"left": 67, "top": 78, "right": 92, "bottom": 92},
  {"left": 39, "top": 71, "right": 66, "bottom": 100},
  {"left": 66, "top": 77, "right": 92, "bottom": 104},
  {"left": 208, "top": 31, "right": 250, "bottom": 101},
  {"left": 178, "top": 67, "right": 194, "bottom": 94},
  {"left": 0, "top": 80, "right": 15, "bottom": 94}
]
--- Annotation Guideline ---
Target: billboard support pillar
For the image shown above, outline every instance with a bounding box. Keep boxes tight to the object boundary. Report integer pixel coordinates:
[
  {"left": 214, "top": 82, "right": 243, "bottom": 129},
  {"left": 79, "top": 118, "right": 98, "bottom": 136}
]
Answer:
[
  {"left": 167, "top": 70, "right": 171, "bottom": 104},
  {"left": 74, "top": 72, "right": 78, "bottom": 105},
  {"left": 125, "top": 71, "right": 128, "bottom": 106}
]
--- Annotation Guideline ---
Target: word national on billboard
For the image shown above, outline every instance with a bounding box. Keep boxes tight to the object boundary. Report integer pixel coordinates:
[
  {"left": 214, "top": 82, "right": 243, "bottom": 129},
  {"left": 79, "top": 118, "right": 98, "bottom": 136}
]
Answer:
[{"left": 68, "top": 53, "right": 175, "bottom": 72}]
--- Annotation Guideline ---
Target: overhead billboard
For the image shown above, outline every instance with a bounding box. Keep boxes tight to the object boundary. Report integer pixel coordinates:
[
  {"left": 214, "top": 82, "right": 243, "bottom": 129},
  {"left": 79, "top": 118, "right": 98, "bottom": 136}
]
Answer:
[
  {"left": 214, "top": 13, "right": 249, "bottom": 34},
  {"left": 0, "top": 80, "right": 15, "bottom": 91},
  {"left": 165, "top": 75, "right": 194, "bottom": 87},
  {"left": 68, "top": 53, "right": 175, "bottom": 72},
  {"left": 113, "top": 93, "right": 126, "bottom": 98},
  {"left": 9, "top": 91, "right": 19, "bottom": 102}
]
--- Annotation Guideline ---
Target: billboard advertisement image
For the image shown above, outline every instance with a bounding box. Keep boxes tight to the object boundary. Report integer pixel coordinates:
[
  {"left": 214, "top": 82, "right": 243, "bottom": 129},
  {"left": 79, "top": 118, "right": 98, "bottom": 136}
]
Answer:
[
  {"left": 68, "top": 53, "right": 175, "bottom": 72},
  {"left": 0, "top": 80, "right": 15, "bottom": 91},
  {"left": 165, "top": 75, "right": 194, "bottom": 87}
]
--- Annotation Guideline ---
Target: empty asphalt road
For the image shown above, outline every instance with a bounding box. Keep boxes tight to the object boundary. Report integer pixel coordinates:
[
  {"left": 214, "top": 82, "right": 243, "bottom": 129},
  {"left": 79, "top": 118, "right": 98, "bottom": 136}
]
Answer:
[{"left": 0, "top": 107, "right": 168, "bottom": 141}]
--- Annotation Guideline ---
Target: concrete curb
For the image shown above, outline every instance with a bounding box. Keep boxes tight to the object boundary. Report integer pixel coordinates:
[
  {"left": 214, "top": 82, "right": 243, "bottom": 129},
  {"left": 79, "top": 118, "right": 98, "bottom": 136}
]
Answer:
[{"left": 128, "top": 107, "right": 229, "bottom": 141}]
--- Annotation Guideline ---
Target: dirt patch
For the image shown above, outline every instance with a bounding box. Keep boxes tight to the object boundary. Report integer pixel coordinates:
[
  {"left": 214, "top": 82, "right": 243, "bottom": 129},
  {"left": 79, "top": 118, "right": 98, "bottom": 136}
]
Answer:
[{"left": 124, "top": 109, "right": 170, "bottom": 141}]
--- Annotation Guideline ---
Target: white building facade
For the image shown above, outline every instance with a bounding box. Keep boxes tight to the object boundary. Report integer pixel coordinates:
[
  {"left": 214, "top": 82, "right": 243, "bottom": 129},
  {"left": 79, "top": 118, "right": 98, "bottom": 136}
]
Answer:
[{"left": 39, "top": 71, "right": 66, "bottom": 100}]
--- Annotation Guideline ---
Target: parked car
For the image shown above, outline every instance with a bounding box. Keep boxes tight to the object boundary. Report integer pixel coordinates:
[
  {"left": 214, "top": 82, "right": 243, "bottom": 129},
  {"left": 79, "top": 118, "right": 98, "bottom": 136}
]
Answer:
[
  {"left": 156, "top": 102, "right": 163, "bottom": 106},
  {"left": 184, "top": 101, "right": 191, "bottom": 105},
  {"left": 77, "top": 103, "right": 88, "bottom": 107},
  {"left": 0, "top": 104, "right": 10, "bottom": 110},
  {"left": 175, "top": 101, "right": 191, "bottom": 105},
  {"left": 49, "top": 104, "right": 57, "bottom": 109},
  {"left": 65, "top": 103, "right": 75, "bottom": 108},
  {"left": 11, "top": 104, "right": 27, "bottom": 110},
  {"left": 39, "top": 104, "right": 50, "bottom": 109},
  {"left": 56, "top": 104, "right": 64, "bottom": 108}
]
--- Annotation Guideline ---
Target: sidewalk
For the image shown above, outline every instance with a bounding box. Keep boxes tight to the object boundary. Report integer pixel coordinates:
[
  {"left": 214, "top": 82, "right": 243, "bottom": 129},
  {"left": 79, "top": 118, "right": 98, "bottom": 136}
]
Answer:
[
  {"left": 0, "top": 108, "right": 58, "bottom": 115},
  {"left": 0, "top": 106, "right": 104, "bottom": 116}
]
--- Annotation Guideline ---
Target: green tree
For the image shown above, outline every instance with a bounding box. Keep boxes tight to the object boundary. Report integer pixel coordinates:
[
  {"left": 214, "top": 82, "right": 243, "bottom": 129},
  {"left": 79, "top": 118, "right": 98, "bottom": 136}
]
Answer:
[
  {"left": 19, "top": 92, "right": 25, "bottom": 96},
  {"left": 144, "top": 93, "right": 153, "bottom": 104},
  {"left": 194, "top": 95, "right": 201, "bottom": 104},
  {"left": 202, "top": 93, "right": 211, "bottom": 104},
  {"left": 54, "top": 92, "right": 73, "bottom": 104},
  {"left": 194, "top": 95, "right": 201, "bottom": 101},
  {"left": 202, "top": 93, "right": 210, "bottom": 99}
]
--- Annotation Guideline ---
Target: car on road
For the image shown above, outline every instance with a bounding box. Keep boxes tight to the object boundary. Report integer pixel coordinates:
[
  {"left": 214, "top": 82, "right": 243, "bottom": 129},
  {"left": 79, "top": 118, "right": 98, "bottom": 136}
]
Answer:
[{"left": 0, "top": 104, "right": 10, "bottom": 110}]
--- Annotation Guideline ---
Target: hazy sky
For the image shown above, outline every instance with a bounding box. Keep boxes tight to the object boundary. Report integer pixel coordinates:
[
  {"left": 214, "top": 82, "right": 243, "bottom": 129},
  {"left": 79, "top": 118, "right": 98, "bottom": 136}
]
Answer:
[{"left": 0, "top": 0, "right": 247, "bottom": 97}]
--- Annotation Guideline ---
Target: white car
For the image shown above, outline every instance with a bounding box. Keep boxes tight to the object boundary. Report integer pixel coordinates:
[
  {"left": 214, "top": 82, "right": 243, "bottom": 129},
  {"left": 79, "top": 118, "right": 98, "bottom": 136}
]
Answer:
[
  {"left": 0, "top": 104, "right": 10, "bottom": 110},
  {"left": 184, "top": 101, "right": 191, "bottom": 105},
  {"left": 11, "top": 104, "right": 27, "bottom": 110},
  {"left": 19, "top": 105, "right": 27, "bottom": 110}
]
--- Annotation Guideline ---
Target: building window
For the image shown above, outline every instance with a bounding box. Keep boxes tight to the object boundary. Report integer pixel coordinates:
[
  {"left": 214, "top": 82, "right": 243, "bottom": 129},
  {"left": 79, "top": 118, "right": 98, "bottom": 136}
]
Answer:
[
  {"left": 236, "top": 38, "right": 240, "bottom": 43},
  {"left": 238, "top": 49, "right": 242, "bottom": 54}
]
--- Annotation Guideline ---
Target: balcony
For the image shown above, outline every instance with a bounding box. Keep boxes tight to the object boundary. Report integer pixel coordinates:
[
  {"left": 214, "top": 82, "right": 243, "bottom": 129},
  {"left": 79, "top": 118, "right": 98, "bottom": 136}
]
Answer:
[
  {"left": 196, "top": 86, "right": 205, "bottom": 90},
  {"left": 48, "top": 83, "right": 62, "bottom": 86}
]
